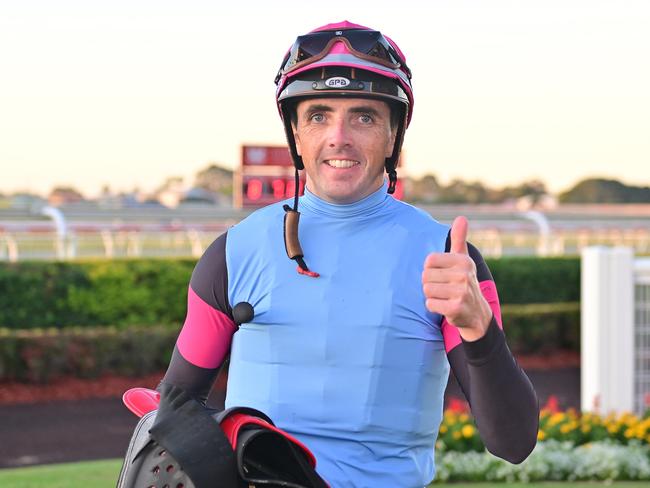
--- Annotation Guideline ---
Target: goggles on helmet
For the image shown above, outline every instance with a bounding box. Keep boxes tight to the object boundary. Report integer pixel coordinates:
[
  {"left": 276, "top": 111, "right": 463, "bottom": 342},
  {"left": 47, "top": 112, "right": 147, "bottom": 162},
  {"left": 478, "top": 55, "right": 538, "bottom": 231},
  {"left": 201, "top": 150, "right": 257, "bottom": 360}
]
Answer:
[{"left": 275, "top": 29, "right": 412, "bottom": 84}]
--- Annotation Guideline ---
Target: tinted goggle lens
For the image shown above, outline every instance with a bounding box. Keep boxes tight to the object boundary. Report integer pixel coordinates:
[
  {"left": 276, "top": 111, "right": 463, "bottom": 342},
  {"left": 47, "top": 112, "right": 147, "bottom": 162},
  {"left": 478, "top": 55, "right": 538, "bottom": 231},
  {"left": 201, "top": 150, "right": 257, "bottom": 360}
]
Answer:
[{"left": 280, "top": 30, "right": 409, "bottom": 78}]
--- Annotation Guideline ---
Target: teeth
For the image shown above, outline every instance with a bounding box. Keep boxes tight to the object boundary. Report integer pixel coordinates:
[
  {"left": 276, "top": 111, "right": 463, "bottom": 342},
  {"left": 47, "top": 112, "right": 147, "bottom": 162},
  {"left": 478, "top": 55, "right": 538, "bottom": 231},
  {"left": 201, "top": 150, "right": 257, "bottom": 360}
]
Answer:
[{"left": 326, "top": 159, "right": 359, "bottom": 168}]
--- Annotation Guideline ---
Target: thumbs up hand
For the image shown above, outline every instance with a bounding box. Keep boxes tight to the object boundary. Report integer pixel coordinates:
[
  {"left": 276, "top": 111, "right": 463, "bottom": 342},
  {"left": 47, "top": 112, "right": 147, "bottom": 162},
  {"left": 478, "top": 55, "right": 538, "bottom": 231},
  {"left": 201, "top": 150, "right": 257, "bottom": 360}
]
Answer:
[{"left": 422, "top": 216, "right": 493, "bottom": 340}]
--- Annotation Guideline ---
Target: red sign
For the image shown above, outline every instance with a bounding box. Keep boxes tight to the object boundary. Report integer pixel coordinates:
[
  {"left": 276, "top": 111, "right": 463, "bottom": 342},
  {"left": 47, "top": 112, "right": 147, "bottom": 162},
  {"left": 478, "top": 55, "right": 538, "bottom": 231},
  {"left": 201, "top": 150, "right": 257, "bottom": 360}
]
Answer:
[
  {"left": 242, "top": 175, "right": 305, "bottom": 207},
  {"left": 242, "top": 145, "right": 294, "bottom": 166}
]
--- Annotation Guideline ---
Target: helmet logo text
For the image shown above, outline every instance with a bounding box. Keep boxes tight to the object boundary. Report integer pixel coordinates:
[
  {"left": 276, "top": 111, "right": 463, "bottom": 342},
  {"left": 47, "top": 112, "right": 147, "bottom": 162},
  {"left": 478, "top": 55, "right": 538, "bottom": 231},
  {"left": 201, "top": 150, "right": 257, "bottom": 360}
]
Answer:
[{"left": 325, "top": 77, "right": 351, "bottom": 88}]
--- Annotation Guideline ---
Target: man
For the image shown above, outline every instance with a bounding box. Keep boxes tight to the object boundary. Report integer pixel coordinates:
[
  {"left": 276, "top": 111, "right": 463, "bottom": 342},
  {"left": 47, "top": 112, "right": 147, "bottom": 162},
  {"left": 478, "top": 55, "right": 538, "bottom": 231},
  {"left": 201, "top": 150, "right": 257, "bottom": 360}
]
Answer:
[{"left": 159, "top": 21, "right": 539, "bottom": 487}]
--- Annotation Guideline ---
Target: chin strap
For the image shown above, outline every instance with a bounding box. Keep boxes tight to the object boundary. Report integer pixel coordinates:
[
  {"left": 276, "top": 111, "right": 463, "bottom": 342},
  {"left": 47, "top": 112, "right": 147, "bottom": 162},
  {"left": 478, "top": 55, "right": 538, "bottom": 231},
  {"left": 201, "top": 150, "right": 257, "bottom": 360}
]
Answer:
[
  {"left": 283, "top": 168, "right": 319, "bottom": 278},
  {"left": 387, "top": 169, "right": 398, "bottom": 194}
]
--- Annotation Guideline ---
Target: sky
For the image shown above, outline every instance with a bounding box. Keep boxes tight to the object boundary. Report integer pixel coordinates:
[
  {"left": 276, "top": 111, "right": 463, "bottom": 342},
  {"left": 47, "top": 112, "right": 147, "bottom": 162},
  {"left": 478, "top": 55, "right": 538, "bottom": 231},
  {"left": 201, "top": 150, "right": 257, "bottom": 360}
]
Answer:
[{"left": 1, "top": 0, "right": 649, "bottom": 197}]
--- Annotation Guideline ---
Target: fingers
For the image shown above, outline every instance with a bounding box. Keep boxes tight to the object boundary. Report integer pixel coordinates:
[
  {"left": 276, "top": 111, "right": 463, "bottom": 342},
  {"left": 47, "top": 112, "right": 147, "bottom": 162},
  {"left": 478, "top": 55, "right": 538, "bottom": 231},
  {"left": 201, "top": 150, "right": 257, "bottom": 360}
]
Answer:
[
  {"left": 425, "top": 297, "right": 462, "bottom": 318},
  {"left": 422, "top": 267, "right": 464, "bottom": 284},
  {"left": 423, "top": 282, "right": 462, "bottom": 300},
  {"left": 422, "top": 216, "right": 475, "bottom": 323},
  {"left": 450, "top": 216, "right": 469, "bottom": 255},
  {"left": 423, "top": 252, "right": 463, "bottom": 269}
]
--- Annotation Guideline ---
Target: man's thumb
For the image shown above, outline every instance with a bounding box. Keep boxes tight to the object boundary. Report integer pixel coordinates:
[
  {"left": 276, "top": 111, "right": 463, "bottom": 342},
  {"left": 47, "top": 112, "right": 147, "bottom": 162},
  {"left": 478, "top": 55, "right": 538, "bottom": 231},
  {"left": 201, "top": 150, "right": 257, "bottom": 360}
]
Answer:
[{"left": 450, "top": 216, "right": 469, "bottom": 254}]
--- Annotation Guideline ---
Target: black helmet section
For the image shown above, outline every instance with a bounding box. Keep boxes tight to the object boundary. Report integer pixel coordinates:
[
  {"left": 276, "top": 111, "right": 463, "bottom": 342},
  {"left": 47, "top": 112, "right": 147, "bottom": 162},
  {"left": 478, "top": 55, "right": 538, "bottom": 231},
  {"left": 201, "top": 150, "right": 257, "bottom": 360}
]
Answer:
[{"left": 119, "top": 438, "right": 198, "bottom": 488}]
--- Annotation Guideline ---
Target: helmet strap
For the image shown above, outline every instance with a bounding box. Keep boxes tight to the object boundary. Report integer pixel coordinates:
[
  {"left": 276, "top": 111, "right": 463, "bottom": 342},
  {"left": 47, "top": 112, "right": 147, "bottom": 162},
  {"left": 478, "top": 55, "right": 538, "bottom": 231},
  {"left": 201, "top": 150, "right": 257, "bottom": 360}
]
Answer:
[
  {"left": 387, "top": 169, "right": 398, "bottom": 194},
  {"left": 280, "top": 103, "right": 304, "bottom": 170},
  {"left": 384, "top": 105, "right": 407, "bottom": 195}
]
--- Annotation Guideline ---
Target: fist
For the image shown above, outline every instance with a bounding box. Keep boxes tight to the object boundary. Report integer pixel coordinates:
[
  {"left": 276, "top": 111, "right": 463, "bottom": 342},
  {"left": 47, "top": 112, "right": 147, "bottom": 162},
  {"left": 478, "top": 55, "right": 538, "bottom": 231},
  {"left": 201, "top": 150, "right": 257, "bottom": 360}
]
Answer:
[{"left": 422, "top": 216, "right": 492, "bottom": 340}]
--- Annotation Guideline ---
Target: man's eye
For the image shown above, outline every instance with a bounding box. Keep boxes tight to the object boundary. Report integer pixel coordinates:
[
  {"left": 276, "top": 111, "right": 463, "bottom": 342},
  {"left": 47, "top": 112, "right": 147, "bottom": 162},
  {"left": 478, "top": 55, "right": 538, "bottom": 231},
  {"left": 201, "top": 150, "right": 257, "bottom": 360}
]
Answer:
[
  {"left": 359, "top": 114, "right": 373, "bottom": 124},
  {"left": 310, "top": 113, "right": 325, "bottom": 122}
]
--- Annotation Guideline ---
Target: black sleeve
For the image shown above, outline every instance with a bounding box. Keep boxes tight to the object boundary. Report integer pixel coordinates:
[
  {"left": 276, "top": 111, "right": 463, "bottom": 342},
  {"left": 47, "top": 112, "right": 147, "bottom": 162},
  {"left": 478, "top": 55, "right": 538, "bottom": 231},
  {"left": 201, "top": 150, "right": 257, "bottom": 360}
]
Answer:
[
  {"left": 158, "top": 231, "right": 232, "bottom": 406},
  {"left": 445, "top": 233, "right": 539, "bottom": 463}
]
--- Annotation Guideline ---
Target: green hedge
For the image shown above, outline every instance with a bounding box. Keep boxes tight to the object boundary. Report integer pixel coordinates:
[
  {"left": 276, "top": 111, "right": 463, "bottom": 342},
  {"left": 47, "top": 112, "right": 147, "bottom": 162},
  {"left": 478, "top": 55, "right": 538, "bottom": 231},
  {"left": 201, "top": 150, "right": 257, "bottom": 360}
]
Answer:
[
  {"left": 0, "top": 302, "right": 579, "bottom": 381},
  {"left": 0, "top": 259, "right": 194, "bottom": 328},
  {"left": 487, "top": 257, "right": 580, "bottom": 304},
  {"left": 0, "top": 326, "right": 178, "bottom": 382},
  {"left": 0, "top": 257, "right": 580, "bottom": 329},
  {"left": 501, "top": 302, "right": 580, "bottom": 354}
]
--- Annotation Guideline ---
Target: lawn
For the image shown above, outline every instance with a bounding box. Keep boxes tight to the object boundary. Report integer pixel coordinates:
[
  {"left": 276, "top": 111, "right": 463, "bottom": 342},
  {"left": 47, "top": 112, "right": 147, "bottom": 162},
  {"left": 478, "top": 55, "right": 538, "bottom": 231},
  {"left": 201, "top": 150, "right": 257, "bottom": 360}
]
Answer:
[
  {"left": 0, "top": 460, "right": 649, "bottom": 488},
  {"left": 0, "top": 459, "right": 122, "bottom": 488}
]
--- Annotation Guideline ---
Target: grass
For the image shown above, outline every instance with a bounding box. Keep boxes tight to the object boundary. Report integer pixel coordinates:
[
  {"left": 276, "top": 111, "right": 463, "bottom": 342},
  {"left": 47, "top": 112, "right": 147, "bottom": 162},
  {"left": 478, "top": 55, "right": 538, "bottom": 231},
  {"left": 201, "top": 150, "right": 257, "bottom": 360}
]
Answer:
[
  {"left": 0, "top": 459, "right": 123, "bottom": 488},
  {"left": 0, "top": 460, "right": 649, "bottom": 487}
]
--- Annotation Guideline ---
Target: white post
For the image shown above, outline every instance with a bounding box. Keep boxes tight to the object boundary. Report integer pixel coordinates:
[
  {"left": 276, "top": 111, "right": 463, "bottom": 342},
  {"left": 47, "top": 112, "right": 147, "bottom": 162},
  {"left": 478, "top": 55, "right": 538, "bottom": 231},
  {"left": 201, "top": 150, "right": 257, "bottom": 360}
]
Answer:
[
  {"left": 581, "top": 246, "right": 635, "bottom": 414},
  {"left": 186, "top": 229, "right": 204, "bottom": 258},
  {"left": 40, "top": 206, "right": 71, "bottom": 260},
  {"left": 521, "top": 210, "right": 551, "bottom": 256},
  {"left": 100, "top": 230, "right": 115, "bottom": 258},
  {"left": 3, "top": 234, "right": 19, "bottom": 262}
]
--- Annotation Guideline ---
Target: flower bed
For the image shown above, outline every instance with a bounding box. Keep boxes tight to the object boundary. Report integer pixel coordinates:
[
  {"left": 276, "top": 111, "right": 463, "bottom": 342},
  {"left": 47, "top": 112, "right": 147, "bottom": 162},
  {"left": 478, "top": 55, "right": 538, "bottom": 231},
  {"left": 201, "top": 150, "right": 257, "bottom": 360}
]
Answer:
[
  {"left": 432, "top": 396, "right": 650, "bottom": 482},
  {"left": 438, "top": 396, "right": 650, "bottom": 453},
  {"left": 539, "top": 408, "right": 650, "bottom": 445}
]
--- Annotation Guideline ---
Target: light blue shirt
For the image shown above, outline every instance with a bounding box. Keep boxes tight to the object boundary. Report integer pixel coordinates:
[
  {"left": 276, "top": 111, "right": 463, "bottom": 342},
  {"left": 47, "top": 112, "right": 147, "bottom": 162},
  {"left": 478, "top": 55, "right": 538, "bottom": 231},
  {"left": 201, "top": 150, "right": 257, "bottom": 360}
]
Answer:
[{"left": 225, "top": 182, "right": 450, "bottom": 487}]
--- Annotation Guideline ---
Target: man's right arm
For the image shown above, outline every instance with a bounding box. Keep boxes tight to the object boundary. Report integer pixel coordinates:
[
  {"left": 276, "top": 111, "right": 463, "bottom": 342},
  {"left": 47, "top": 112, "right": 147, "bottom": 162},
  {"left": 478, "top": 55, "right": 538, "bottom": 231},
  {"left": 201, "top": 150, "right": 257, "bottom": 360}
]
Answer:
[{"left": 158, "top": 232, "right": 237, "bottom": 404}]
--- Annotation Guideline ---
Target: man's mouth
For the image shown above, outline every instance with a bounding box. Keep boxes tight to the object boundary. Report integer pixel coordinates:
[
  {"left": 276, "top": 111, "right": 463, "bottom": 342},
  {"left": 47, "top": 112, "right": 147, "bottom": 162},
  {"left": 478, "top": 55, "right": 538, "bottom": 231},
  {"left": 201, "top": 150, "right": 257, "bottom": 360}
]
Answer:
[{"left": 324, "top": 159, "right": 360, "bottom": 169}]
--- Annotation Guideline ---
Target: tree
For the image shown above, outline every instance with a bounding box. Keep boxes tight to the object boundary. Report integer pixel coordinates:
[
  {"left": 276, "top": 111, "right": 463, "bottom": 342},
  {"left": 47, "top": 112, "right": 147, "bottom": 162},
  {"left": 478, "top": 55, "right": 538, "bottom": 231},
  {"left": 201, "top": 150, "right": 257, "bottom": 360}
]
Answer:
[
  {"left": 497, "top": 180, "right": 548, "bottom": 204},
  {"left": 559, "top": 178, "right": 650, "bottom": 203},
  {"left": 48, "top": 186, "right": 85, "bottom": 205},
  {"left": 194, "top": 163, "right": 233, "bottom": 196},
  {"left": 404, "top": 174, "right": 441, "bottom": 203}
]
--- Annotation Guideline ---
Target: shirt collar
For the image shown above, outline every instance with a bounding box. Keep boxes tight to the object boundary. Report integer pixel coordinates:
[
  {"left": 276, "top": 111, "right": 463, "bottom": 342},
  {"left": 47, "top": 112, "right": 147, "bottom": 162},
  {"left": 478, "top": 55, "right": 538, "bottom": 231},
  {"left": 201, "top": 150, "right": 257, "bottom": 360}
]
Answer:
[{"left": 299, "top": 180, "right": 391, "bottom": 217}]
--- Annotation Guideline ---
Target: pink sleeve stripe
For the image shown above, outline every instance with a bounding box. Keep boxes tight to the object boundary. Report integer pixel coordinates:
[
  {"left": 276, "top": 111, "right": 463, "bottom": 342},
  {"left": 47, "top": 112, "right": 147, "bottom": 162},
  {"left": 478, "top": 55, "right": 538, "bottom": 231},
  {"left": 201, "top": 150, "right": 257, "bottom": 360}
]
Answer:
[
  {"left": 442, "top": 279, "right": 502, "bottom": 353},
  {"left": 176, "top": 286, "right": 237, "bottom": 369}
]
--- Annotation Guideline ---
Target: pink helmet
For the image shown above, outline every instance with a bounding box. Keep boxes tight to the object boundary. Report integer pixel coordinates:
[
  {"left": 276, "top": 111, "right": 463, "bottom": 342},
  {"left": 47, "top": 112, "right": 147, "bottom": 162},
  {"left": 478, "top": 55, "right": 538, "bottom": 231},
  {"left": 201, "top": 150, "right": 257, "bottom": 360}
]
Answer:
[{"left": 275, "top": 21, "right": 413, "bottom": 194}]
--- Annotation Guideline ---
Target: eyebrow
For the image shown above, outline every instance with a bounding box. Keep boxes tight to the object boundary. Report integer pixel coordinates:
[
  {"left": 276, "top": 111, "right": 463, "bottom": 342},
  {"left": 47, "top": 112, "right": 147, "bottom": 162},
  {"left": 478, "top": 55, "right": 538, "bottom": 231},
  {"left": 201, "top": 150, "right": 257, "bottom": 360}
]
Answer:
[
  {"left": 302, "top": 103, "right": 384, "bottom": 118},
  {"left": 349, "top": 106, "right": 382, "bottom": 118},
  {"left": 303, "top": 103, "right": 333, "bottom": 115}
]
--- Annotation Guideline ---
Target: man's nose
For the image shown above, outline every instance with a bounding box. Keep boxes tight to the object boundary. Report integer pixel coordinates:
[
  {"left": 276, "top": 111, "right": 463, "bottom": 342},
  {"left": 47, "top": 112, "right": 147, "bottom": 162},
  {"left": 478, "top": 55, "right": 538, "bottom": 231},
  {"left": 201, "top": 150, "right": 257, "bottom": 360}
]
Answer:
[{"left": 326, "top": 117, "right": 353, "bottom": 148}]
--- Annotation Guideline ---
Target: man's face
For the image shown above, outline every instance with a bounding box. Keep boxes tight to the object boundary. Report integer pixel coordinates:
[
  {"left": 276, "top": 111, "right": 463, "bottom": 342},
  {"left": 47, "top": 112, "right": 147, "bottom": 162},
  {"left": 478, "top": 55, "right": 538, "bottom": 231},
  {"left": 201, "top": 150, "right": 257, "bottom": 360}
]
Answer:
[{"left": 293, "top": 98, "right": 396, "bottom": 204}]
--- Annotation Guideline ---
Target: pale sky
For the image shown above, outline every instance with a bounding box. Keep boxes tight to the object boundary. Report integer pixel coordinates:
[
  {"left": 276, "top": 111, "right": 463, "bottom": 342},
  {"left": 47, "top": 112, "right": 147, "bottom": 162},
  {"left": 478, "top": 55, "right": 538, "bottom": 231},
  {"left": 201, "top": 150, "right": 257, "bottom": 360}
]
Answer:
[{"left": 1, "top": 0, "right": 649, "bottom": 197}]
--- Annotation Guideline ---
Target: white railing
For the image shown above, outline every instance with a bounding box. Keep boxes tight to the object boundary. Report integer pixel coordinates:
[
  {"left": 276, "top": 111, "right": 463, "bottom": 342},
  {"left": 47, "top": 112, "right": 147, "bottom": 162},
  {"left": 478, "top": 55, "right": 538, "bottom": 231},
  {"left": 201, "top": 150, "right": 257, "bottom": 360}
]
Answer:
[
  {"left": 2, "top": 203, "right": 650, "bottom": 261},
  {"left": 634, "top": 257, "right": 650, "bottom": 414},
  {"left": 0, "top": 225, "right": 232, "bottom": 261},
  {"left": 2, "top": 223, "right": 650, "bottom": 261}
]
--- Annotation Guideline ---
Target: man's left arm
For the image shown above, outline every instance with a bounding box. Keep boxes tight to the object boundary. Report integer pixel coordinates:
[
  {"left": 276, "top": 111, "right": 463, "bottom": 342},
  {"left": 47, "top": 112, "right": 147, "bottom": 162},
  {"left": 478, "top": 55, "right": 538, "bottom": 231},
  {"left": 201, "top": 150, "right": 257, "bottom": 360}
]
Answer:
[{"left": 422, "top": 217, "right": 539, "bottom": 463}]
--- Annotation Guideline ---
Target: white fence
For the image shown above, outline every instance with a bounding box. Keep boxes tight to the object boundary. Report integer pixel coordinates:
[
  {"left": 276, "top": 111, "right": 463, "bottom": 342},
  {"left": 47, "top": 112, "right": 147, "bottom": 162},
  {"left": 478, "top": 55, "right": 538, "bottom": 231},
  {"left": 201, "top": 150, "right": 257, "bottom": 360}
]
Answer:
[
  {"left": 0, "top": 225, "right": 231, "bottom": 261},
  {"left": 634, "top": 258, "right": 650, "bottom": 414},
  {"left": 581, "top": 247, "right": 650, "bottom": 415},
  {"left": 1, "top": 204, "right": 649, "bottom": 261}
]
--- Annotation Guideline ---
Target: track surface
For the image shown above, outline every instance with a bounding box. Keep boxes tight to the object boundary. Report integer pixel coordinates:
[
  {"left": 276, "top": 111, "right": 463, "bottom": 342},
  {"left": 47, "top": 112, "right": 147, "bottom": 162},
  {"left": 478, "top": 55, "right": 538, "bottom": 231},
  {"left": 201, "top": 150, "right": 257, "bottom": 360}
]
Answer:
[{"left": 0, "top": 367, "right": 579, "bottom": 469}]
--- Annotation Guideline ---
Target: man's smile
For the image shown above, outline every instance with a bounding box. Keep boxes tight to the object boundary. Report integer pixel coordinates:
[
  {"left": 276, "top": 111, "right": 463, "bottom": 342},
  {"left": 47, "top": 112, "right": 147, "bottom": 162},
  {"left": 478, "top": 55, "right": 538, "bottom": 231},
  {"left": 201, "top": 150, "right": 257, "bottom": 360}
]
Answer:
[{"left": 323, "top": 159, "right": 361, "bottom": 169}]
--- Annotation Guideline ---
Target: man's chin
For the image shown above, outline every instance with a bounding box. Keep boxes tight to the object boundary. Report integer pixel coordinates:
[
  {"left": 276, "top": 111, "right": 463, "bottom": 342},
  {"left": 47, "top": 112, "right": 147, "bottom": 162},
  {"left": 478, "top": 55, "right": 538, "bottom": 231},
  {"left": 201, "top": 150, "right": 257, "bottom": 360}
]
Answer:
[{"left": 319, "top": 184, "right": 360, "bottom": 204}]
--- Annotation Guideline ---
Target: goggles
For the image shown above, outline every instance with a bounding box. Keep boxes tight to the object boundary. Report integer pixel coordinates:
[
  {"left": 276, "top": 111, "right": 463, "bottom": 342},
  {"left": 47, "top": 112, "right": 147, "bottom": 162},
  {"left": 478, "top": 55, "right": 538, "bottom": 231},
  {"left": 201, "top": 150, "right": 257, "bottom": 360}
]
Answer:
[{"left": 275, "top": 29, "right": 412, "bottom": 84}]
